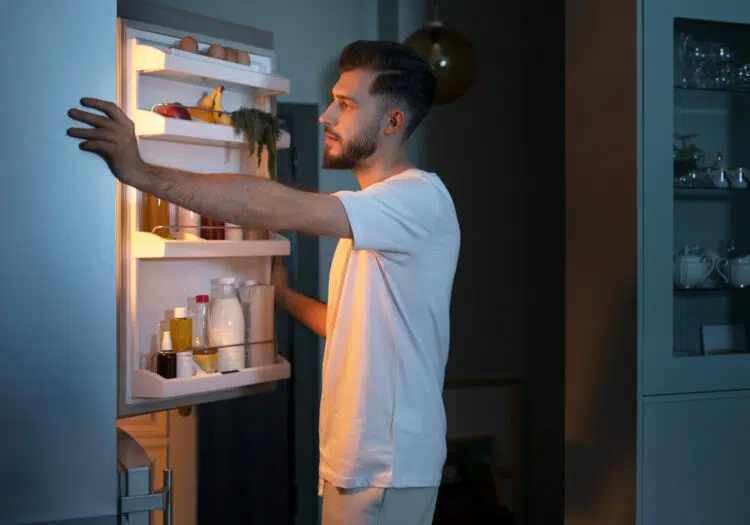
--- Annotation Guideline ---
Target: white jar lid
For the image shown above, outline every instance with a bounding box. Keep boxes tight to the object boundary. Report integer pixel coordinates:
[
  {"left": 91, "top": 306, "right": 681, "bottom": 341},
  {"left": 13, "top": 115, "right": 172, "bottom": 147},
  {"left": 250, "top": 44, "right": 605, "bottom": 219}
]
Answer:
[{"left": 174, "top": 307, "right": 187, "bottom": 318}]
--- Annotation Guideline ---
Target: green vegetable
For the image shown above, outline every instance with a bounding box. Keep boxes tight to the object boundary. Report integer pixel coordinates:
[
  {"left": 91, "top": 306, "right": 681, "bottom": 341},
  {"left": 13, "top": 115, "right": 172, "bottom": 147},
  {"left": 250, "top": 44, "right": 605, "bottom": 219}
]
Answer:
[{"left": 228, "top": 107, "right": 282, "bottom": 179}]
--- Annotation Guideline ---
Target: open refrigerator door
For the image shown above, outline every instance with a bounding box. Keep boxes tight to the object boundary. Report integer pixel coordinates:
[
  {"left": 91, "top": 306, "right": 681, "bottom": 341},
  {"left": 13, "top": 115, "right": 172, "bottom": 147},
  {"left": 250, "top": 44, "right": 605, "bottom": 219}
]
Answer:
[{"left": 116, "top": 17, "right": 292, "bottom": 417}]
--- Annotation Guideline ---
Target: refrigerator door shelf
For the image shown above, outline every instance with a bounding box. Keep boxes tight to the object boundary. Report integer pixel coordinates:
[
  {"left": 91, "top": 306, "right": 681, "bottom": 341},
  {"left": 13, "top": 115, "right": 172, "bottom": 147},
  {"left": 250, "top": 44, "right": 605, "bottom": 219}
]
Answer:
[
  {"left": 135, "top": 109, "right": 291, "bottom": 149},
  {"left": 131, "top": 230, "right": 290, "bottom": 259},
  {"left": 133, "top": 44, "right": 290, "bottom": 95},
  {"left": 132, "top": 356, "right": 291, "bottom": 398}
]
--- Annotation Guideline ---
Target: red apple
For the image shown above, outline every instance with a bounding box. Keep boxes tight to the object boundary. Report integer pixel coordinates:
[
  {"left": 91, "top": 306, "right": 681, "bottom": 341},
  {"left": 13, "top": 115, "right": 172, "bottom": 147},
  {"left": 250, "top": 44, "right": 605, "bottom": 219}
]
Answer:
[{"left": 153, "top": 102, "right": 191, "bottom": 120}]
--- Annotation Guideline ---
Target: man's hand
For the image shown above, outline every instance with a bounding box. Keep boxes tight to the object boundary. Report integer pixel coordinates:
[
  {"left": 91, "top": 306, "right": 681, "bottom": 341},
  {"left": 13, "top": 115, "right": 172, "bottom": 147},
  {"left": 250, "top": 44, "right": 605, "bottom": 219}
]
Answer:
[
  {"left": 67, "top": 98, "right": 146, "bottom": 185},
  {"left": 271, "top": 256, "right": 327, "bottom": 337},
  {"left": 271, "top": 257, "right": 290, "bottom": 305}
]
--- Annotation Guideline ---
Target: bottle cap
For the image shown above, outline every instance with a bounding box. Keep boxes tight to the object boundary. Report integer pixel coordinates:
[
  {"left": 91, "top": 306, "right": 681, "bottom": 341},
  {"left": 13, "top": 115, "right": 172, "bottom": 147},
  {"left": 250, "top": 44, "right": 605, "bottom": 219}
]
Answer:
[
  {"left": 174, "top": 307, "right": 187, "bottom": 318},
  {"left": 196, "top": 295, "right": 209, "bottom": 303},
  {"left": 161, "top": 331, "right": 172, "bottom": 351}
]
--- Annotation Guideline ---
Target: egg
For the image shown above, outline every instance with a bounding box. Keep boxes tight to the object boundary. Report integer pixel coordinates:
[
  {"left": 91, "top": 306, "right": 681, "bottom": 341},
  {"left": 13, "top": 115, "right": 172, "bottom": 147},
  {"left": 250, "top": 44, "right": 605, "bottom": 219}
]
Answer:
[
  {"left": 206, "top": 44, "right": 226, "bottom": 60},
  {"left": 224, "top": 47, "right": 238, "bottom": 63},
  {"left": 236, "top": 51, "right": 251, "bottom": 66},
  {"left": 177, "top": 36, "right": 198, "bottom": 53}
]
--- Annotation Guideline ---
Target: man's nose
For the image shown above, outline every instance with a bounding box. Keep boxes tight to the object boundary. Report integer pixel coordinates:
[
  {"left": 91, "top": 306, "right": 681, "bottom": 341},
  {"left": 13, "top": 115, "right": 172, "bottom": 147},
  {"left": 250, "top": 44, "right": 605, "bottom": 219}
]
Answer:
[{"left": 319, "top": 104, "right": 336, "bottom": 125}]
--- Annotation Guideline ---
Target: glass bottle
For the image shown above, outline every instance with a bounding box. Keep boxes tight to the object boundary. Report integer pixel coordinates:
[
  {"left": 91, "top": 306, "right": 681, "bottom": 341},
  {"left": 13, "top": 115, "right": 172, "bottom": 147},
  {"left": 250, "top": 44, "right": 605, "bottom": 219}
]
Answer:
[
  {"left": 170, "top": 307, "right": 193, "bottom": 352},
  {"left": 142, "top": 193, "right": 172, "bottom": 239},
  {"left": 156, "top": 331, "right": 176, "bottom": 379},
  {"left": 209, "top": 277, "right": 245, "bottom": 372}
]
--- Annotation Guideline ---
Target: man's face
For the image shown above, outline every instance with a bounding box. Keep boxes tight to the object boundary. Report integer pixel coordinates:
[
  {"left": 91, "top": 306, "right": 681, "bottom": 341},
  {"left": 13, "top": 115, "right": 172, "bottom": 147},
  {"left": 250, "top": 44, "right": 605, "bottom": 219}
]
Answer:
[{"left": 319, "top": 70, "right": 385, "bottom": 170}]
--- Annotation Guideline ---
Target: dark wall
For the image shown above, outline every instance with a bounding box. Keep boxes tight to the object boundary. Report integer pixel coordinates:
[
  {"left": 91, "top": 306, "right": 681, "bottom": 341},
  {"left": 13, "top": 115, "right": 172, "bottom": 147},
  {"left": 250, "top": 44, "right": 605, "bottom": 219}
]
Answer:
[
  {"left": 521, "top": 1, "right": 566, "bottom": 524},
  {"left": 420, "top": 0, "right": 566, "bottom": 523},
  {"left": 423, "top": 0, "right": 526, "bottom": 380}
]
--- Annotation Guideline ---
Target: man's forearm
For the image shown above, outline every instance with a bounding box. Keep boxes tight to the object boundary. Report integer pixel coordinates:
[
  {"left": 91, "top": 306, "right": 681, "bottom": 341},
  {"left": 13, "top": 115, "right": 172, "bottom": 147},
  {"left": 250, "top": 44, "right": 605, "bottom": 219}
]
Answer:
[
  {"left": 135, "top": 163, "right": 304, "bottom": 231},
  {"left": 278, "top": 288, "right": 327, "bottom": 338},
  {"left": 129, "top": 162, "right": 351, "bottom": 238}
]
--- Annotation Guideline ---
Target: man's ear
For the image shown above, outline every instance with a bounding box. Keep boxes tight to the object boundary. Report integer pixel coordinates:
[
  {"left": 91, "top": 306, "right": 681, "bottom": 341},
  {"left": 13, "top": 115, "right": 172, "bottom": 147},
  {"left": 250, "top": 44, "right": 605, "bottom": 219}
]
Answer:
[{"left": 384, "top": 109, "right": 405, "bottom": 136}]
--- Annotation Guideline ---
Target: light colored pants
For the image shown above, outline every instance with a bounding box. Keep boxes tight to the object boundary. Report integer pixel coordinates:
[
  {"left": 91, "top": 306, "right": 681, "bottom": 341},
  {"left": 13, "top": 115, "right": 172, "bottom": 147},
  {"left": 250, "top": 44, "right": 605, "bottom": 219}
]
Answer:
[{"left": 321, "top": 480, "right": 439, "bottom": 525}]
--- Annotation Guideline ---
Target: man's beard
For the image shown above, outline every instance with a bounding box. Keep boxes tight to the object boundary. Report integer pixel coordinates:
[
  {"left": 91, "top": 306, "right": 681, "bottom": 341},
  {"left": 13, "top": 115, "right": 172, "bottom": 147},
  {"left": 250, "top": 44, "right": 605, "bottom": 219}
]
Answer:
[{"left": 322, "top": 122, "right": 379, "bottom": 170}]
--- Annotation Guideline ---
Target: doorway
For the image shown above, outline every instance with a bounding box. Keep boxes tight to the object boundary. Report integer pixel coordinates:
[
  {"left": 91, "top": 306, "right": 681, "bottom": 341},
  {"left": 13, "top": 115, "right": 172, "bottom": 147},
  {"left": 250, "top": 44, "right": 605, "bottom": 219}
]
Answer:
[{"left": 195, "top": 103, "right": 321, "bottom": 525}]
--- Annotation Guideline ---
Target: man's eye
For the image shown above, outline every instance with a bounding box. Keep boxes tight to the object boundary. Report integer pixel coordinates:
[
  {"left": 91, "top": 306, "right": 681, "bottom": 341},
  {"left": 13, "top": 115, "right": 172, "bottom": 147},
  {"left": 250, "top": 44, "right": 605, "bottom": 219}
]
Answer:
[{"left": 339, "top": 101, "right": 348, "bottom": 109}]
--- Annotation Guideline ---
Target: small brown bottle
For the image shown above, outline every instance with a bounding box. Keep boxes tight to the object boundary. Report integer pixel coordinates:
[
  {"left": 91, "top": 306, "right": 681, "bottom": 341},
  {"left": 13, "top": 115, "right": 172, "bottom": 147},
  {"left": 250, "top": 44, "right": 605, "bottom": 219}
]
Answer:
[{"left": 157, "top": 331, "right": 176, "bottom": 379}]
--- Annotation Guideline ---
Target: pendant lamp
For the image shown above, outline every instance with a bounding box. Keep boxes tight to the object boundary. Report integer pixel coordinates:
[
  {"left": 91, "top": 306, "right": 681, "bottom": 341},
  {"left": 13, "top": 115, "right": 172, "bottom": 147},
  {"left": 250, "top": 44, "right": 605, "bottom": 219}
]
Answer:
[{"left": 404, "top": 0, "right": 477, "bottom": 105}]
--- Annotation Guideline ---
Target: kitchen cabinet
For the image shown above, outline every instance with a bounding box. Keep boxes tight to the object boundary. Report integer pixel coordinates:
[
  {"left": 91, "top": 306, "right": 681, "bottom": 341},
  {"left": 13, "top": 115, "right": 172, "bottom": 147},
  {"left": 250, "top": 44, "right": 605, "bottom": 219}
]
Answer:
[
  {"left": 116, "top": 17, "right": 291, "bottom": 417},
  {"left": 566, "top": 0, "right": 750, "bottom": 524},
  {"left": 643, "top": 0, "right": 750, "bottom": 395},
  {"left": 641, "top": 393, "right": 750, "bottom": 525}
]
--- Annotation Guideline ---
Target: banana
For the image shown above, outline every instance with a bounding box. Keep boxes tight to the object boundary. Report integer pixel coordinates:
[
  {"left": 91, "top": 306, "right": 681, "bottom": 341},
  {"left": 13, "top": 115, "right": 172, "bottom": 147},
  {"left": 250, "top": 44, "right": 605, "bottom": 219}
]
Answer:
[
  {"left": 187, "top": 85, "right": 224, "bottom": 123},
  {"left": 213, "top": 86, "right": 233, "bottom": 126}
]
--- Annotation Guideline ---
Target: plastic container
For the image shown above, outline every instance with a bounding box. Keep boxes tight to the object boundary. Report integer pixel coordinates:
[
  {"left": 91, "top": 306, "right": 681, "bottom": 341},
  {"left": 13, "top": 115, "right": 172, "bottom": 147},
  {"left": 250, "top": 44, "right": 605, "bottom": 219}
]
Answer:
[
  {"left": 176, "top": 351, "right": 195, "bottom": 378},
  {"left": 192, "top": 294, "right": 218, "bottom": 372},
  {"left": 239, "top": 281, "right": 276, "bottom": 367},
  {"left": 192, "top": 295, "right": 209, "bottom": 348}
]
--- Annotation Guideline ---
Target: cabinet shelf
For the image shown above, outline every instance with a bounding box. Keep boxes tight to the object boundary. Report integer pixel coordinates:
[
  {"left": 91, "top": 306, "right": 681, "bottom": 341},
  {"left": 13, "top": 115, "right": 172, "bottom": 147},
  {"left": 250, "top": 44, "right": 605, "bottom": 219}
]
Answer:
[
  {"left": 133, "top": 43, "right": 290, "bottom": 95},
  {"left": 674, "top": 187, "right": 748, "bottom": 198},
  {"left": 674, "top": 284, "right": 750, "bottom": 292},
  {"left": 134, "top": 109, "right": 290, "bottom": 149},
  {"left": 674, "top": 349, "right": 750, "bottom": 357},
  {"left": 131, "top": 231, "right": 290, "bottom": 259},
  {"left": 132, "top": 356, "right": 290, "bottom": 399},
  {"left": 675, "top": 85, "right": 750, "bottom": 95}
]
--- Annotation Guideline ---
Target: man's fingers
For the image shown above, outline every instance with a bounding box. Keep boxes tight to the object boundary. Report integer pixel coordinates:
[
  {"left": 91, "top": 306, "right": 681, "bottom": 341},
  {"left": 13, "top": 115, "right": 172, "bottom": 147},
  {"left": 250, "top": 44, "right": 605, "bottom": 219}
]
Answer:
[
  {"left": 78, "top": 140, "right": 115, "bottom": 155},
  {"left": 80, "top": 98, "right": 129, "bottom": 124},
  {"left": 67, "top": 127, "right": 118, "bottom": 141},
  {"left": 67, "top": 108, "right": 115, "bottom": 130}
]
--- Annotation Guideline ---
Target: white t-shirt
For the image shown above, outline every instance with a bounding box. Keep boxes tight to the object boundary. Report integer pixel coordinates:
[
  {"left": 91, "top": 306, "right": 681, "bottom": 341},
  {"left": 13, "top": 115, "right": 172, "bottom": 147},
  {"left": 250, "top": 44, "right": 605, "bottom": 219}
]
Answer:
[{"left": 318, "top": 168, "right": 460, "bottom": 491}]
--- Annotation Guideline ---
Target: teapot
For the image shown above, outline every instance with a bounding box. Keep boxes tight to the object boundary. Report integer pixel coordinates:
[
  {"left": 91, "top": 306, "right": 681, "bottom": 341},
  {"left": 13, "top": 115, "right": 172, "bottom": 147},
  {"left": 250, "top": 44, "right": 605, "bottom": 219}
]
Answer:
[
  {"left": 674, "top": 245, "right": 716, "bottom": 288},
  {"left": 718, "top": 254, "right": 750, "bottom": 287}
]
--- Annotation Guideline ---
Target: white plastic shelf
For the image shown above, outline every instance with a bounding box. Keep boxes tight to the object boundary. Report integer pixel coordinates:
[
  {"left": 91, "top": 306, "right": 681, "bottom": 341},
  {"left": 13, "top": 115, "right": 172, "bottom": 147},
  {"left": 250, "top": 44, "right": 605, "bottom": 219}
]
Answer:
[
  {"left": 132, "top": 231, "right": 291, "bottom": 259},
  {"left": 132, "top": 356, "right": 291, "bottom": 399},
  {"left": 134, "top": 109, "right": 290, "bottom": 149},
  {"left": 133, "top": 44, "right": 290, "bottom": 95}
]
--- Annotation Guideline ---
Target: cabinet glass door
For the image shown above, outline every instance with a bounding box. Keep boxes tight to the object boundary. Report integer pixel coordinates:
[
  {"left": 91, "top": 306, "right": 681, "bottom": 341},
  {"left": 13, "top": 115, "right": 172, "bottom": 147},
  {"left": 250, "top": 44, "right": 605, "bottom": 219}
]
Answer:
[{"left": 643, "top": 0, "right": 750, "bottom": 394}]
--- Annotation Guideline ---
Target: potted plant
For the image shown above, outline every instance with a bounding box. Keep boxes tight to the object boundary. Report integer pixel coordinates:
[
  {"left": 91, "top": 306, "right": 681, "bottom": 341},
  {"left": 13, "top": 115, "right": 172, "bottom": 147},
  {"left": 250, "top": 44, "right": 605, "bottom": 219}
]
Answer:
[{"left": 674, "top": 133, "right": 704, "bottom": 178}]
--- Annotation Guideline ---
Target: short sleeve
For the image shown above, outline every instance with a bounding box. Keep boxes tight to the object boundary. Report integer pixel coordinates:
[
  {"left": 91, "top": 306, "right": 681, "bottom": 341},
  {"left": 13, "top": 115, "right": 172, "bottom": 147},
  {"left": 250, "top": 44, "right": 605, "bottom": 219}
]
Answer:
[{"left": 334, "top": 173, "right": 440, "bottom": 254}]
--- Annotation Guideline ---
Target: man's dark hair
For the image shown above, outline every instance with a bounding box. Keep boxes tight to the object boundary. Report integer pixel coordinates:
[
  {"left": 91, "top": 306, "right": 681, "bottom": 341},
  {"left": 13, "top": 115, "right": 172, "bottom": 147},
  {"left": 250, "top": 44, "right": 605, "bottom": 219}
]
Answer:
[{"left": 338, "top": 40, "right": 436, "bottom": 138}]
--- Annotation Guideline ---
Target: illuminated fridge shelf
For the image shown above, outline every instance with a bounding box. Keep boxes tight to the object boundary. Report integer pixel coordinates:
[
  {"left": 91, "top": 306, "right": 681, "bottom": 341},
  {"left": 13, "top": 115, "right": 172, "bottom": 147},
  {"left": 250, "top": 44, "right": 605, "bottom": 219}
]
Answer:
[
  {"left": 131, "top": 231, "right": 291, "bottom": 259},
  {"left": 133, "top": 43, "right": 290, "bottom": 95},
  {"left": 131, "top": 356, "right": 291, "bottom": 399},
  {"left": 134, "top": 109, "right": 290, "bottom": 149}
]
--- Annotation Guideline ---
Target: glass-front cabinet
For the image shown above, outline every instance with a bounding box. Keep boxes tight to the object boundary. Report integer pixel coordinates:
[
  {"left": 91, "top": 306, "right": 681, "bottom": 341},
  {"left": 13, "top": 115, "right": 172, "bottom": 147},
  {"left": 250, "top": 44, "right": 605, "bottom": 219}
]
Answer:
[{"left": 643, "top": 0, "right": 750, "bottom": 395}]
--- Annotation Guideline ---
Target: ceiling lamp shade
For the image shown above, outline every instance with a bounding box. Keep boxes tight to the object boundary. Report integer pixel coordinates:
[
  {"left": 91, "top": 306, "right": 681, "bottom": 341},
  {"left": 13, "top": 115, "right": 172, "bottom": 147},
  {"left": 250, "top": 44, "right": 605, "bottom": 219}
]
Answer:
[{"left": 405, "top": 1, "right": 477, "bottom": 105}]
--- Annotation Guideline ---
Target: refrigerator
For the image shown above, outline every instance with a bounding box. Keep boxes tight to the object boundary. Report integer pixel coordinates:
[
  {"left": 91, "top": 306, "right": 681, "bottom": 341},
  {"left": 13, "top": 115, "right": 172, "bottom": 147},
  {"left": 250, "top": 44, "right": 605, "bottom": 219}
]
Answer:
[{"left": 3, "top": 1, "right": 301, "bottom": 523}]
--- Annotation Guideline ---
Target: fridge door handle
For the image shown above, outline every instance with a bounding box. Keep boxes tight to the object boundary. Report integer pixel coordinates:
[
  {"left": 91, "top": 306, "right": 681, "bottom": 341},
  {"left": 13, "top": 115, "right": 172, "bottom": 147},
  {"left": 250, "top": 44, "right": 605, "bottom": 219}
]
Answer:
[{"left": 120, "top": 468, "right": 173, "bottom": 525}]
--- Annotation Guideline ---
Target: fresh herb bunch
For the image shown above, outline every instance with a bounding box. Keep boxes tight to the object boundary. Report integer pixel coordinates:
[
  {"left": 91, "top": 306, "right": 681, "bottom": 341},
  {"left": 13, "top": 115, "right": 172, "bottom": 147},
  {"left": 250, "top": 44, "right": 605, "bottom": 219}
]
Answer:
[{"left": 228, "top": 107, "right": 282, "bottom": 179}]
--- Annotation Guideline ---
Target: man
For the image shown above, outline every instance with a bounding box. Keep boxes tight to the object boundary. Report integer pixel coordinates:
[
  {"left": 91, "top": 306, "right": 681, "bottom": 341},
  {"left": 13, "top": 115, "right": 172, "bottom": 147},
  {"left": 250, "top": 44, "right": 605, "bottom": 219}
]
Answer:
[{"left": 68, "top": 40, "right": 460, "bottom": 525}]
